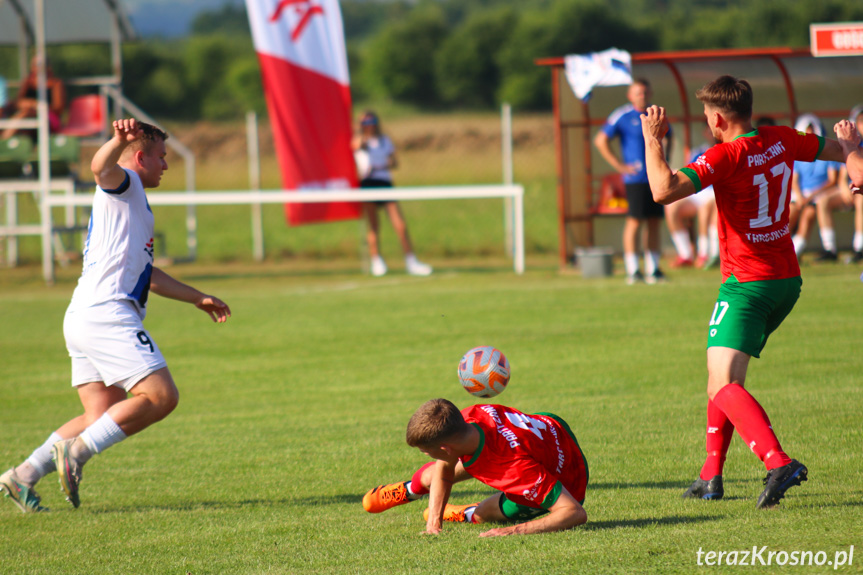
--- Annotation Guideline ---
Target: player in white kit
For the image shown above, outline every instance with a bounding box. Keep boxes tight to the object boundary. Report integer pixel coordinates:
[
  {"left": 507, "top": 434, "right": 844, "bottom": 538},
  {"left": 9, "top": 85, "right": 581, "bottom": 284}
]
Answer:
[{"left": 1, "top": 119, "right": 231, "bottom": 512}]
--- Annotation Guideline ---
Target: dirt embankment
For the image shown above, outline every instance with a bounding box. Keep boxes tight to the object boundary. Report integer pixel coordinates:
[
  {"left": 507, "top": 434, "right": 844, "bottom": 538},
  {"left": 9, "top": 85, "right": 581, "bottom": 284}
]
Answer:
[{"left": 171, "top": 114, "right": 555, "bottom": 162}]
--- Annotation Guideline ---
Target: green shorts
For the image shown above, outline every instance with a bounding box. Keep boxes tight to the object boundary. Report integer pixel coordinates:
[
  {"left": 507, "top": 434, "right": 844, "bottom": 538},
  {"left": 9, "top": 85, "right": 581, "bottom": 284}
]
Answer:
[
  {"left": 706, "top": 275, "right": 802, "bottom": 358},
  {"left": 498, "top": 492, "right": 549, "bottom": 521}
]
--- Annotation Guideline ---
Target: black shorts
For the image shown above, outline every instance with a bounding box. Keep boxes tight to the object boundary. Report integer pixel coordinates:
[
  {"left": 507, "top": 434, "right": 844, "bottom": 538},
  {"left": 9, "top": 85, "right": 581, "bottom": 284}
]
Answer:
[
  {"left": 625, "top": 183, "right": 664, "bottom": 219},
  {"left": 360, "top": 178, "right": 394, "bottom": 206}
]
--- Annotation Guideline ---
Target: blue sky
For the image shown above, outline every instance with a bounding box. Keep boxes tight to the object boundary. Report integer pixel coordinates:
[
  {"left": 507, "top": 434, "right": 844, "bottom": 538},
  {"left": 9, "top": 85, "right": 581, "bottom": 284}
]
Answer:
[{"left": 125, "top": 0, "right": 244, "bottom": 37}]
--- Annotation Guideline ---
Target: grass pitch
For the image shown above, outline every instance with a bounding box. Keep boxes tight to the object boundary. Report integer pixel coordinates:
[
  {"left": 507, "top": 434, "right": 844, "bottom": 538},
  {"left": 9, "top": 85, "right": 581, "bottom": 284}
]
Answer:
[{"left": 1, "top": 262, "right": 861, "bottom": 574}]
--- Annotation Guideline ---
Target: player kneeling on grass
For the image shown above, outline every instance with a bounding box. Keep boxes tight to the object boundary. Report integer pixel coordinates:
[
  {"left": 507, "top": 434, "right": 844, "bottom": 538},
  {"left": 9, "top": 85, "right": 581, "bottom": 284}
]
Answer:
[
  {"left": 362, "top": 399, "right": 588, "bottom": 537},
  {"left": 0, "top": 119, "right": 231, "bottom": 513}
]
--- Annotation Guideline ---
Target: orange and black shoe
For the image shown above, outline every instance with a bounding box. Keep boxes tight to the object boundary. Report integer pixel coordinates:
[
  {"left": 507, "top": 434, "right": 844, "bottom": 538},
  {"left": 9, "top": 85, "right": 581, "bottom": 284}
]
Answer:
[
  {"left": 362, "top": 482, "right": 412, "bottom": 513},
  {"left": 422, "top": 503, "right": 478, "bottom": 523}
]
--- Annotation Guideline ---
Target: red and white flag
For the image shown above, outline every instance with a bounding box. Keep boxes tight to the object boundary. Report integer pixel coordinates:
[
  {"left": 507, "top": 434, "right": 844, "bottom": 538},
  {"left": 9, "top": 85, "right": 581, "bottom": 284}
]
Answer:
[{"left": 247, "top": 0, "right": 361, "bottom": 225}]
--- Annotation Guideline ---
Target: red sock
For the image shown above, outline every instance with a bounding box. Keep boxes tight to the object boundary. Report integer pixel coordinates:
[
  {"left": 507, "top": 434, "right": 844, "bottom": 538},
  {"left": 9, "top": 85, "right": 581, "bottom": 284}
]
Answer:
[
  {"left": 712, "top": 384, "right": 792, "bottom": 470},
  {"left": 699, "top": 399, "right": 734, "bottom": 480},
  {"left": 408, "top": 462, "right": 434, "bottom": 496}
]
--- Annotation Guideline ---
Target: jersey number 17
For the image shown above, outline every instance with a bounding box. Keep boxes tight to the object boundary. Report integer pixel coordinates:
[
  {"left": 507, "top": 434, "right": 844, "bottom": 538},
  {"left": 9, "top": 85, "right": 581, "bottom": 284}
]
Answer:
[{"left": 749, "top": 162, "right": 792, "bottom": 229}]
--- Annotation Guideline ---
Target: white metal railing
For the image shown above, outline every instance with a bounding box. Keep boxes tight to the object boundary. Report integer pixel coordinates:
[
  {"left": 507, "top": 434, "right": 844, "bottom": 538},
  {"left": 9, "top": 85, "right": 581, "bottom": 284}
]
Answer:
[
  {"left": 42, "top": 185, "right": 525, "bottom": 282},
  {"left": 0, "top": 178, "right": 76, "bottom": 267}
]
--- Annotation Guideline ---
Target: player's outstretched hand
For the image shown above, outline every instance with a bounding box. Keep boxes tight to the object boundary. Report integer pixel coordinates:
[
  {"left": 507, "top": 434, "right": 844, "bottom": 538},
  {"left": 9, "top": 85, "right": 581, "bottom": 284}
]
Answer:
[
  {"left": 834, "top": 120, "right": 863, "bottom": 194},
  {"left": 195, "top": 295, "right": 231, "bottom": 323},
  {"left": 112, "top": 118, "right": 143, "bottom": 144},
  {"left": 834, "top": 119, "right": 861, "bottom": 147},
  {"left": 641, "top": 105, "right": 669, "bottom": 142}
]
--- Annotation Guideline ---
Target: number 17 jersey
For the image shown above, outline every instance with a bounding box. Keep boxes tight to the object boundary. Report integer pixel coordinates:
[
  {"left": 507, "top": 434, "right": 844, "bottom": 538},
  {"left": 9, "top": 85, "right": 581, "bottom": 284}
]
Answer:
[{"left": 680, "top": 125, "right": 824, "bottom": 282}]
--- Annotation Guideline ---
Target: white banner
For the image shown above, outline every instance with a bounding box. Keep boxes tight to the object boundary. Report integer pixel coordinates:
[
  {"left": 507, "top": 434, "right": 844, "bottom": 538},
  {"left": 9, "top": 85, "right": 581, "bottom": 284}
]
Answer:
[
  {"left": 564, "top": 48, "right": 632, "bottom": 102},
  {"left": 246, "top": 0, "right": 360, "bottom": 225}
]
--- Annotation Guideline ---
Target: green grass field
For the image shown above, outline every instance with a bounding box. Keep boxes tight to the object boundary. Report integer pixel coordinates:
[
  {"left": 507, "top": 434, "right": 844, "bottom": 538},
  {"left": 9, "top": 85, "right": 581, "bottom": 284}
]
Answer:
[{"left": 1, "top": 262, "right": 862, "bottom": 574}]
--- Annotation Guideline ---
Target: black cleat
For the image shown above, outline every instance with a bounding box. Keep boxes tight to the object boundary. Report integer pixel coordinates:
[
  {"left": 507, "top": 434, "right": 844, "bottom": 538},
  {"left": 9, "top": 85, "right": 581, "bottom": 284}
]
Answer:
[
  {"left": 626, "top": 270, "right": 645, "bottom": 285},
  {"left": 850, "top": 251, "right": 863, "bottom": 264},
  {"left": 756, "top": 459, "right": 808, "bottom": 509},
  {"left": 815, "top": 250, "right": 838, "bottom": 262},
  {"left": 646, "top": 268, "right": 667, "bottom": 285},
  {"left": 682, "top": 475, "right": 724, "bottom": 500}
]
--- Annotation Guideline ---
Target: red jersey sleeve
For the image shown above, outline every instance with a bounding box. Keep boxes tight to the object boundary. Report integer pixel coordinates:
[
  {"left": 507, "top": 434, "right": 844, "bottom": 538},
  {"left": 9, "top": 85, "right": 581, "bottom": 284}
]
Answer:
[{"left": 680, "top": 144, "right": 730, "bottom": 192}]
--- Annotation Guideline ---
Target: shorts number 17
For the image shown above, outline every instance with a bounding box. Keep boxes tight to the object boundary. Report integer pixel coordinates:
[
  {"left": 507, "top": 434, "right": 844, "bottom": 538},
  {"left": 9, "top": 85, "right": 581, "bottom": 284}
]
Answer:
[{"left": 709, "top": 301, "right": 730, "bottom": 326}]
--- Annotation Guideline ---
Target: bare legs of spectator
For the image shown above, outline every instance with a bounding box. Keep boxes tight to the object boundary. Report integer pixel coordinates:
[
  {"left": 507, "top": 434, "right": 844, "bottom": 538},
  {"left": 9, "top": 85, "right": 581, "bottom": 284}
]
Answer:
[
  {"left": 815, "top": 190, "right": 849, "bottom": 261},
  {"left": 364, "top": 202, "right": 432, "bottom": 277},
  {"left": 623, "top": 217, "right": 663, "bottom": 283},
  {"left": 665, "top": 200, "right": 696, "bottom": 266},
  {"left": 789, "top": 202, "right": 817, "bottom": 259},
  {"left": 697, "top": 200, "right": 719, "bottom": 268}
]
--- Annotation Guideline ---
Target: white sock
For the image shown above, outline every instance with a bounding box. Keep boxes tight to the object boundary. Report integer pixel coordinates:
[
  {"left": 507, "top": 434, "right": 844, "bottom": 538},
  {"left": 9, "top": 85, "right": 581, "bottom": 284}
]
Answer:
[
  {"left": 792, "top": 235, "right": 806, "bottom": 256},
  {"left": 854, "top": 231, "right": 863, "bottom": 252},
  {"left": 405, "top": 253, "right": 418, "bottom": 265},
  {"left": 79, "top": 413, "right": 127, "bottom": 458},
  {"left": 464, "top": 506, "right": 477, "bottom": 524},
  {"left": 820, "top": 228, "right": 836, "bottom": 252},
  {"left": 22, "top": 431, "right": 62, "bottom": 481},
  {"left": 405, "top": 481, "right": 422, "bottom": 500},
  {"left": 645, "top": 251, "right": 661, "bottom": 275},
  {"left": 671, "top": 230, "right": 693, "bottom": 260},
  {"left": 709, "top": 226, "right": 720, "bottom": 258},
  {"left": 697, "top": 235, "right": 709, "bottom": 259},
  {"left": 624, "top": 253, "right": 639, "bottom": 276}
]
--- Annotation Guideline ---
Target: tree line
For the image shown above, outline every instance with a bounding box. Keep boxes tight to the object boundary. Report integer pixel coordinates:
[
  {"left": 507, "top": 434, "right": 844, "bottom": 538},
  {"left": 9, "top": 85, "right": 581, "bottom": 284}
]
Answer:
[{"left": 3, "top": 0, "right": 862, "bottom": 121}]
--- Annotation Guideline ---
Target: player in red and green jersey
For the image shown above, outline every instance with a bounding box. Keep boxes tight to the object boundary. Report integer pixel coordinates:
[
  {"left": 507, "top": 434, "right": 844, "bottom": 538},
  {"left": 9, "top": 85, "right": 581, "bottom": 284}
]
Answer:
[
  {"left": 361, "top": 399, "right": 588, "bottom": 537},
  {"left": 641, "top": 75, "right": 863, "bottom": 509}
]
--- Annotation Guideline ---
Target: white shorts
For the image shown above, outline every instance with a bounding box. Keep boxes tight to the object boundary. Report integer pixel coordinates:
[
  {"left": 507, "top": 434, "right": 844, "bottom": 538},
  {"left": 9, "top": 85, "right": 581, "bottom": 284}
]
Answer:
[
  {"left": 691, "top": 186, "right": 715, "bottom": 208},
  {"left": 64, "top": 300, "right": 167, "bottom": 391},
  {"left": 797, "top": 187, "right": 826, "bottom": 205}
]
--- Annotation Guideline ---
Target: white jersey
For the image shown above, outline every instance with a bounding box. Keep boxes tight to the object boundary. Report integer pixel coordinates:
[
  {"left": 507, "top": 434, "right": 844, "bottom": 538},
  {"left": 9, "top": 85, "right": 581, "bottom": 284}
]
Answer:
[
  {"left": 363, "top": 136, "right": 395, "bottom": 182},
  {"left": 68, "top": 169, "right": 155, "bottom": 319}
]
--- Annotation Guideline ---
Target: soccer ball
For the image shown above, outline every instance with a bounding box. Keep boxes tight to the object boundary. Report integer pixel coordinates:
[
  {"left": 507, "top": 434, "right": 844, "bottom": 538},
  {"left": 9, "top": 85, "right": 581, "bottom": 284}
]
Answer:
[{"left": 458, "top": 346, "right": 510, "bottom": 398}]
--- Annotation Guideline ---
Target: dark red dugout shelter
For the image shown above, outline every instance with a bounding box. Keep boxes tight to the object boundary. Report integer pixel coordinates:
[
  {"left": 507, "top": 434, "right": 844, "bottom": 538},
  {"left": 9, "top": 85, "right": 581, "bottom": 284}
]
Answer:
[{"left": 537, "top": 47, "right": 863, "bottom": 267}]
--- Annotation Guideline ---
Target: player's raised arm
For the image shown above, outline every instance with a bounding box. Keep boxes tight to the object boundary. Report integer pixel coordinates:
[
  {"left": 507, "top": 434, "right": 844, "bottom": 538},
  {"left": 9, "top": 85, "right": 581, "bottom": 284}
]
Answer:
[
  {"left": 641, "top": 106, "right": 696, "bottom": 204},
  {"left": 423, "top": 459, "right": 457, "bottom": 535},
  {"left": 150, "top": 267, "right": 231, "bottom": 323},
  {"left": 479, "top": 485, "right": 587, "bottom": 537},
  {"left": 91, "top": 119, "right": 144, "bottom": 191}
]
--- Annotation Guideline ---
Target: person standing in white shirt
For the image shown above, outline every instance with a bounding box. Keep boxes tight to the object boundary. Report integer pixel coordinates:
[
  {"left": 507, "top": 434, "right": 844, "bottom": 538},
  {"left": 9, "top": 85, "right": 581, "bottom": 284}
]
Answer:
[
  {"left": 355, "top": 111, "right": 432, "bottom": 277},
  {"left": 0, "top": 119, "right": 231, "bottom": 513}
]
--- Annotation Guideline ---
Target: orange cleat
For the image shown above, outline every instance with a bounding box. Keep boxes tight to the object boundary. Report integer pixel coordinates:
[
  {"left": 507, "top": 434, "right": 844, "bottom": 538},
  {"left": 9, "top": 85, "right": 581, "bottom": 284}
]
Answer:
[
  {"left": 422, "top": 503, "right": 478, "bottom": 523},
  {"left": 362, "top": 482, "right": 411, "bottom": 513}
]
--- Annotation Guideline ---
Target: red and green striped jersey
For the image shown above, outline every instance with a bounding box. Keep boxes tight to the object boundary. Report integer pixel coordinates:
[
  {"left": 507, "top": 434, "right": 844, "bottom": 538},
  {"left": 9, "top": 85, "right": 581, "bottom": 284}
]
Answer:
[
  {"left": 459, "top": 405, "right": 588, "bottom": 509},
  {"left": 680, "top": 125, "right": 824, "bottom": 282}
]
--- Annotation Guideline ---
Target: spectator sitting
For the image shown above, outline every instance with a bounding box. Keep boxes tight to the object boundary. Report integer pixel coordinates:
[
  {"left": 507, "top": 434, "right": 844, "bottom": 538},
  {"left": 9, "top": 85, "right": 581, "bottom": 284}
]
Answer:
[
  {"left": 665, "top": 123, "right": 719, "bottom": 269},
  {"left": 813, "top": 105, "right": 863, "bottom": 263},
  {"left": 788, "top": 114, "right": 842, "bottom": 260},
  {"left": 1, "top": 56, "right": 67, "bottom": 140}
]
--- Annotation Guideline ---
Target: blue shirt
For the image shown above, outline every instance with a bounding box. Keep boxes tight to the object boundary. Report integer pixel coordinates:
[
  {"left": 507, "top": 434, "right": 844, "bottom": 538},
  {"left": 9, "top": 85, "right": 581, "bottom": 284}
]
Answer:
[
  {"left": 602, "top": 104, "right": 671, "bottom": 184},
  {"left": 793, "top": 159, "right": 841, "bottom": 197}
]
